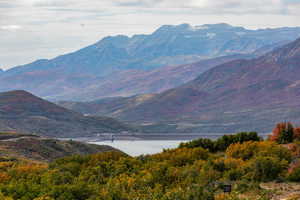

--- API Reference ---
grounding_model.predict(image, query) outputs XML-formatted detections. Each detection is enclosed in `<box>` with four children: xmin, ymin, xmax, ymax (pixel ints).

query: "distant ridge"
<box><xmin>1</xmin><ymin>23</ymin><xmax>300</xmax><ymax>100</ymax></box>
<box><xmin>0</xmin><ymin>90</ymin><xmax>135</xmax><ymax>137</ymax></box>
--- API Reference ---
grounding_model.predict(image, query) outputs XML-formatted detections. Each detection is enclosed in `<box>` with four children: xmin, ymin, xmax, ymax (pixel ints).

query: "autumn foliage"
<box><xmin>1</xmin><ymin>126</ymin><xmax>300</xmax><ymax>199</ymax></box>
<box><xmin>269</xmin><ymin>122</ymin><xmax>300</xmax><ymax>143</ymax></box>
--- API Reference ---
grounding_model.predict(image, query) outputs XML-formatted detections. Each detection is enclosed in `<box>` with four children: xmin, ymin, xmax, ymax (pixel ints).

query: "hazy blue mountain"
<box><xmin>1</xmin><ymin>23</ymin><xmax>300</xmax><ymax>100</ymax></box>
<box><xmin>4</xmin><ymin>23</ymin><xmax>300</xmax><ymax>76</ymax></box>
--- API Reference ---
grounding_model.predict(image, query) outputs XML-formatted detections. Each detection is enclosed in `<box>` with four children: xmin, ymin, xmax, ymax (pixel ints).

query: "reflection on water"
<box><xmin>90</xmin><ymin>140</ymin><xmax>189</xmax><ymax>156</ymax></box>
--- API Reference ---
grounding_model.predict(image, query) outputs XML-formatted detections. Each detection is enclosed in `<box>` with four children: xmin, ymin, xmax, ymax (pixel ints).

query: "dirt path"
<box><xmin>260</xmin><ymin>183</ymin><xmax>300</xmax><ymax>200</ymax></box>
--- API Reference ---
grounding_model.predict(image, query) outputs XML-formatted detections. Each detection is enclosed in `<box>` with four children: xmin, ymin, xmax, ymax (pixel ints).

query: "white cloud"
<box><xmin>110</xmin><ymin>0</ymin><xmax>297</xmax><ymax>14</ymax></box>
<box><xmin>10</xmin><ymin>0</ymin><xmax>297</xmax><ymax>14</ymax></box>
<box><xmin>0</xmin><ymin>0</ymin><xmax>300</xmax><ymax>69</ymax></box>
<box><xmin>0</xmin><ymin>25</ymin><xmax>22</xmax><ymax>31</ymax></box>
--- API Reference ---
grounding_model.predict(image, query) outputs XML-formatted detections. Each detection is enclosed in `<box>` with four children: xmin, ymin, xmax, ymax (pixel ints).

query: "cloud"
<box><xmin>32</xmin><ymin>0</ymin><xmax>77</xmax><ymax>7</ymax></box>
<box><xmin>284</xmin><ymin>0</ymin><xmax>300</xmax><ymax>4</ymax></box>
<box><xmin>114</xmin><ymin>0</ymin><xmax>162</xmax><ymax>7</ymax></box>
<box><xmin>1</xmin><ymin>0</ymin><xmax>296</xmax><ymax>19</ymax></box>
<box><xmin>16</xmin><ymin>0</ymin><xmax>297</xmax><ymax>15</ymax></box>
<box><xmin>0</xmin><ymin>25</ymin><xmax>22</xmax><ymax>31</ymax></box>
<box><xmin>112</xmin><ymin>0</ymin><xmax>297</xmax><ymax>14</ymax></box>
<box><xmin>0</xmin><ymin>0</ymin><xmax>300</xmax><ymax>69</ymax></box>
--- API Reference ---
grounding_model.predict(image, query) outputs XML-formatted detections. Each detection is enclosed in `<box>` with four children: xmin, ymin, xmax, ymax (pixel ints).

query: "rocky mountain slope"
<box><xmin>1</xmin><ymin>23</ymin><xmax>299</xmax><ymax>100</ymax></box>
<box><xmin>0</xmin><ymin>90</ymin><xmax>135</xmax><ymax>137</ymax></box>
<box><xmin>0</xmin><ymin>132</ymin><xmax>120</xmax><ymax>162</ymax></box>
<box><xmin>61</xmin><ymin>38</ymin><xmax>300</xmax><ymax>133</ymax></box>
<box><xmin>54</xmin><ymin>54</ymin><xmax>250</xmax><ymax>101</ymax></box>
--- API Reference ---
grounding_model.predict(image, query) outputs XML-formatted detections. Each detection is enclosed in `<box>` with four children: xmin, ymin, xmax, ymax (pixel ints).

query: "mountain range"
<box><xmin>1</xmin><ymin>23</ymin><xmax>300</xmax><ymax>100</ymax></box>
<box><xmin>0</xmin><ymin>90</ymin><xmax>135</xmax><ymax>137</ymax></box>
<box><xmin>54</xmin><ymin>54</ymin><xmax>252</xmax><ymax>100</ymax></box>
<box><xmin>60</xmin><ymin>37</ymin><xmax>300</xmax><ymax>133</ymax></box>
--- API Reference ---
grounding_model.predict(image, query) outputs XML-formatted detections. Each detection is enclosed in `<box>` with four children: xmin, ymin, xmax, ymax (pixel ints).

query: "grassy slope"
<box><xmin>0</xmin><ymin>132</ymin><xmax>119</xmax><ymax>162</ymax></box>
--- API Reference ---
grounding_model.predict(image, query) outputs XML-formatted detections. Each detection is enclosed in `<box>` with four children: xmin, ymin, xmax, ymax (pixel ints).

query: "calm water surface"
<box><xmin>91</xmin><ymin>140</ymin><xmax>189</xmax><ymax>156</ymax></box>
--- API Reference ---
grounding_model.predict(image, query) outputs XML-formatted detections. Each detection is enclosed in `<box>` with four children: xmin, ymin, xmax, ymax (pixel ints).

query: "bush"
<box><xmin>215</xmin><ymin>132</ymin><xmax>261</xmax><ymax>152</ymax></box>
<box><xmin>179</xmin><ymin>138</ymin><xmax>215</xmax><ymax>151</ymax></box>
<box><xmin>249</xmin><ymin>156</ymin><xmax>288</xmax><ymax>182</ymax></box>
<box><xmin>226</xmin><ymin>141</ymin><xmax>292</xmax><ymax>162</ymax></box>
<box><xmin>180</xmin><ymin>132</ymin><xmax>261</xmax><ymax>152</ymax></box>
<box><xmin>287</xmin><ymin>167</ymin><xmax>300</xmax><ymax>182</ymax></box>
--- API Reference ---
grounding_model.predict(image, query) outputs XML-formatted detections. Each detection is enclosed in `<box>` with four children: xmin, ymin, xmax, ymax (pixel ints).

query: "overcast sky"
<box><xmin>1</xmin><ymin>0</ymin><xmax>300</xmax><ymax>70</ymax></box>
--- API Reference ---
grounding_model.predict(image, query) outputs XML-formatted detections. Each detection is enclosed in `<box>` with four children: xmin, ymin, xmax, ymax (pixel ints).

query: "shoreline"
<box><xmin>60</xmin><ymin>133</ymin><xmax>269</xmax><ymax>143</ymax></box>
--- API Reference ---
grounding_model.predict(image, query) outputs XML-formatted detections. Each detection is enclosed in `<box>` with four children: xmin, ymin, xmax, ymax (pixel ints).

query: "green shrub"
<box><xmin>180</xmin><ymin>132</ymin><xmax>261</xmax><ymax>152</ymax></box>
<box><xmin>249</xmin><ymin>156</ymin><xmax>288</xmax><ymax>182</ymax></box>
<box><xmin>287</xmin><ymin>167</ymin><xmax>300</xmax><ymax>182</ymax></box>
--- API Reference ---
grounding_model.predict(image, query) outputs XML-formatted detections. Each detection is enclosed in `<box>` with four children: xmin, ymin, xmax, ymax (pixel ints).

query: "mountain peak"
<box><xmin>101</xmin><ymin>35</ymin><xmax>129</xmax><ymax>42</ymax></box>
<box><xmin>155</xmin><ymin>23</ymin><xmax>243</xmax><ymax>34</ymax></box>
<box><xmin>203</xmin><ymin>23</ymin><xmax>233</xmax><ymax>28</ymax></box>
<box><xmin>155</xmin><ymin>23</ymin><xmax>192</xmax><ymax>33</ymax></box>
<box><xmin>0</xmin><ymin>90</ymin><xmax>35</xmax><ymax>98</ymax></box>
<box><xmin>0</xmin><ymin>90</ymin><xmax>67</xmax><ymax>114</ymax></box>
<box><xmin>95</xmin><ymin>35</ymin><xmax>130</xmax><ymax>48</ymax></box>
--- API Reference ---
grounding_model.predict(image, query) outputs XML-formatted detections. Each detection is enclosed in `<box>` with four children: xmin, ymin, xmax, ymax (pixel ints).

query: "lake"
<box><xmin>91</xmin><ymin>140</ymin><xmax>189</xmax><ymax>156</ymax></box>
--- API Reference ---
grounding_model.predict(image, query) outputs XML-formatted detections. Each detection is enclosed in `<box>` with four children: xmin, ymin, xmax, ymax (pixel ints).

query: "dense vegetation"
<box><xmin>0</xmin><ymin>123</ymin><xmax>300</xmax><ymax>199</ymax></box>
<box><xmin>179</xmin><ymin>132</ymin><xmax>261</xmax><ymax>152</ymax></box>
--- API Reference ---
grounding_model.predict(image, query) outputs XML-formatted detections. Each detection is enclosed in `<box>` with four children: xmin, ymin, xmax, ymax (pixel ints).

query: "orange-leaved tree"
<box><xmin>269</xmin><ymin>122</ymin><xmax>300</xmax><ymax>144</ymax></box>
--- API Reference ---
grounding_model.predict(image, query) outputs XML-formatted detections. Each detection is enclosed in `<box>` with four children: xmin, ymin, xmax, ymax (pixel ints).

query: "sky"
<box><xmin>1</xmin><ymin>0</ymin><xmax>300</xmax><ymax>70</ymax></box>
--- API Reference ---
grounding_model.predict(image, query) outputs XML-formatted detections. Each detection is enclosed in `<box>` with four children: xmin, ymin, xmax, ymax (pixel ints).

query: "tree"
<box><xmin>294</xmin><ymin>127</ymin><xmax>300</xmax><ymax>141</ymax></box>
<box><xmin>269</xmin><ymin>122</ymin><xmax>294</xmax><ymax>144</ymax></box>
